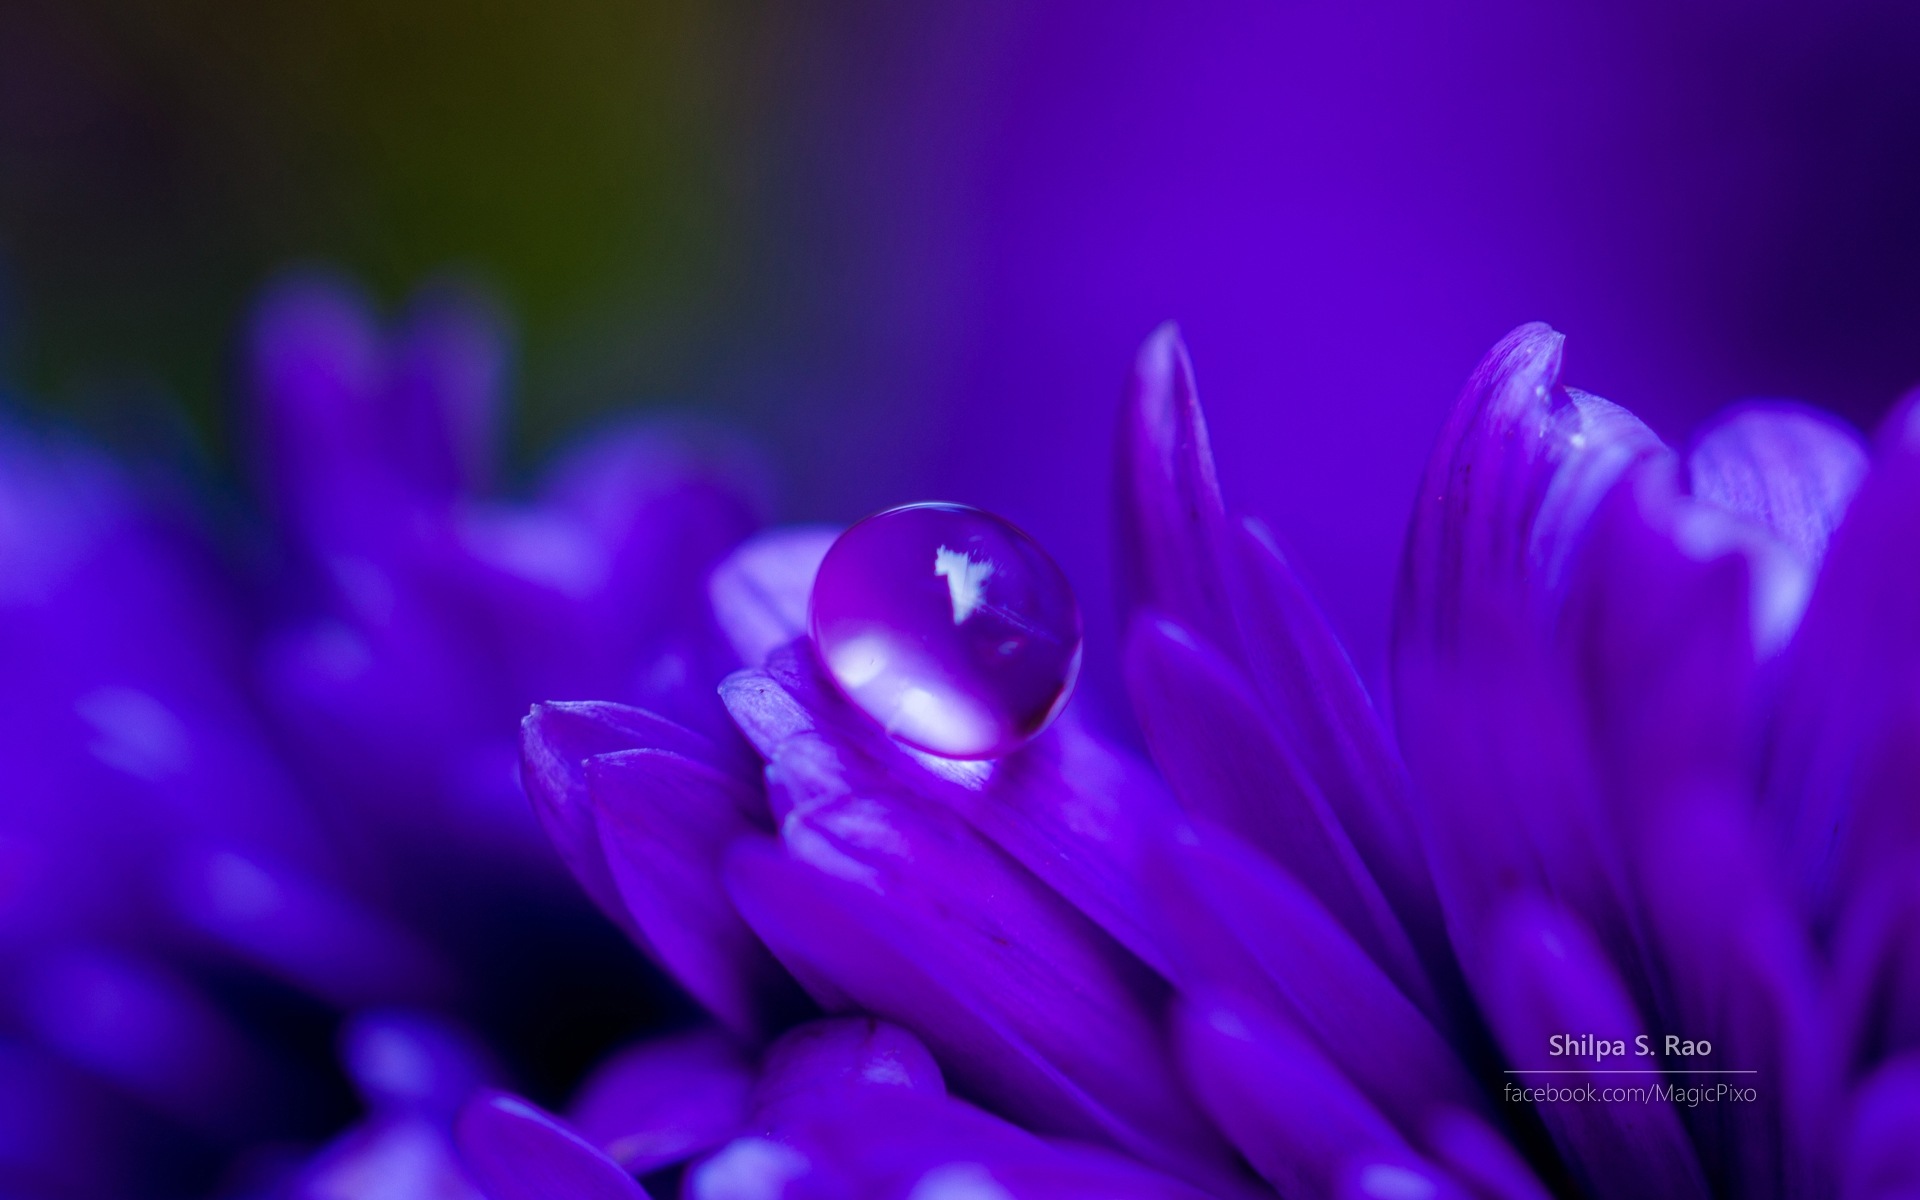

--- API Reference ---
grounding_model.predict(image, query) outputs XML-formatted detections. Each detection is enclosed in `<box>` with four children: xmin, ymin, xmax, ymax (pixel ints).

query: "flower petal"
<box><xmin>734</xmin><ymin>1084</ymin><xmax>1226</xmax><ymax>1200</ymax></box>
<box><xmin>245</xmin><ymin>271</ymin><xmax>389</xmax><ymax>551</ymax></box>
<box><xmin>1172</xmin><ymin>990</ymin><xmax>1429</xmax><ymax>1198</ymax></box>
<box><xmin>298</xmin><ymin>1112</ymin><xmax>487</xmax><ymax>1200</ymax></box>
<box><xmin>454</xmin><ymin>1090</ymin><xmax>649</xmax><ymax>1200</ymax></box>
<box><xmin>518</xmin><ymin>700</ymin><xmax>725</xmax><ymax>934</ymax></box>
<box><xmin>1113</xmin><ymin>323</ymin><xmax>1235</xmax><ymax>650</ymax></box>
<box><xmin>385</xmin><ymin>280</ymin><xmax>512</xmax><ymax>499</ymax></box>
<box><xmin>1475</xmin><ymin>897</ymin><xmax>1708</xmax><ymax>1199</ymax></box>
<box><xmin>1390</xmin><ymin>328</ymin><xmax>1665</xmax><ymax>989</ymax></box>
<box><xmin>567</xmin><ymin>1028</ymin><xmax>752</xmax><ymax>1174</ymax></box>
<box><xmin>1147</xmin><ymin>820</ymin><xmax>1478</xmax><ymax>1132</ymax></box>
<box><xmin>587</xmin><ymin>748</ymin><xmax>797</xmax><ymax>1036</ymax></box>
<box><xmin>708</xmin><ymin>527</ymin><xmax>841</xmax><ymax>668</ymax></box>
<box><xmin>341</xmin><ymin>1010</ymin><xmax>497</xmax><ymax>1120</ymax></box>
<box><xmin>1557</xmin><ymin>467</ymin><xmax>1762</xmax><ymax>817</ymax></box>
<box><xmin>1765</xmin><ymin>392</ymin><xmax>1920</xmax><ymax>916</ymax></box>
<box><xmin>1686</xmin><ymin>401</ymin><xmax>1869</xmax><ymax>570</ymax></box>
<box><xmin>1633</xmin><ymin>795</ymin><xmax>1834</xmax><ymax>1199</ymax></box>
<box><xmin>1841</xmin><ymin>1053</ymin><xmax>1920</xmax><ymax>1199</ymax></box>
<box><xmin>749</xmin><ymin>1017</ymin><xmax>945</xmax><ymax>1127</ymax></box>
<box><xmin>723</xmin><ymin>814</ymin><xmax>1236</xmax><ymax>1188</ymax></box>
<box><xmin>1225</xmin><ymin>517</ymin><xmax>1443</xmax><ymax>973</ymax></box>
<box><xmin>169</xmin><ymin>844</ymin><xmax>452</xmax><ymax>1007</ymax></box>
<box><xmin>726</xmin><ymin>645</ymin><xmax>1177</xmax><ymax>973</ymax></box>
<box><xmin>1419</xmin><ymin>1110</ymin><xmax>1553</xmax><ymax>1200</ymax></box>
<box><xmin>1125</xmin><ymin>613</ymin><xmax>1427</xmax><ymax>1003</ymax></box>
<box><xmin>1394</xmin><ymin>324</ymin><xmax>1664</xmax><ymax>660</ymax></box>
<box><xmin>1833</xmin><ymin>857</ymin><xmax>1920</xmax><ymax>1068</ymax></box>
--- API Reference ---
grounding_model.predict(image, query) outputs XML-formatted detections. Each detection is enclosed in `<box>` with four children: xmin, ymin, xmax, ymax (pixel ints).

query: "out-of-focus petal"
<box><xmin>732</xmin><ymin>1084</ymin><xmax>1224</xmax><ymax>1200</ymax></box>
<box><xmin>1841</xmin><ymin>1053</ymin><xmax>1920</xmax><ymax>1199</ymax></box>
<box><xmin>749</xmin><ymin>1016</ymin><xmax>944</xmax><ymax>1127</ymax></box>
<box><xmin>723</xmin><ymin>812</ymin><xmax>1236</xmax><ymax>1188</ymax></box>
<box><xmin>1634</xmin><ymin>796</ymin><xmax>1833</xmax><ymax>1199</ymax></box>
<box><xmin>340</xmin><ymin>1010</ymin><xmax>496</xmax><ymax>1120</ymax></box>
<box><xmin>386</xmin><ymin>281</ymin><xmax>511</xmax><ymax>499</ymax></box>
<box><xmin>15</xmin><ymin>946</ymin><xmax>259</xmax><ymax>1135</ymax></box>
<box><xmin>708</xmin><ymin>527</ymin><xmax>841</xmax><ymax>668</ymax></box>
<box><xmin>1147</xmin><ymin>820</ymin><xmax>1476</xmax><ymax>1132</ymax></box>
<box><xmin>1832</xmin><ymin>859</ymin><xmax>1920</xmax><ymax>1067</ymax></box>
<box><xmin>587</xmin><ymin>748</ymin><xmax>795</xmax><ymax>1036</ymax></box>
<box><xmin>1765</xmin><ymin>392</ymin><xmax>1920</xmax><ymax>917</ymax></box>
<box><xmin>1126</xmin><ymin>613</ymin><xmax>1425</xmax><ymax>1001</ymax></box>
<box><xmin>294</xmin><ymin>1112</ymin><xmax>485</xmax><ymax>1200</ymax></box>
<box><xmin>518</xmin><ymin>701</ymin><xmax>725</xmax><ymax>935</ymax></box>
<box><xmin>169</xmin><ymin>845</ymin><xmax>451</xmax><ymax>1007</ymax></box>
<box><xmin>1558</xmin><ymin>468</ymin><xmax>1761</xmax><ymax>818</ymax></box>
<box><xmin>454</xmin><ymin>1090</ymin><xmax>650</xmax><ymax>1200</ymax></box>
<box><xmin>1687</xmin><ymin>402</ymin><xmax>1869</xmax><ymax>570</ymax></box>
<box><xmin>1172</xmin><ymin>991</ymin><xmax>1434</xmax><ymax>1198</ymax></box>
<box><xmin>1113</xmin><ymin>323</ymin><xmax>1235</xmax><ymax>650</ymax></box>
<box><xmin>567</xmin><ymin>1028</ymin><xmax>751</xmax><ymax>1174</ymax></box>
<box><xmin>685</xmin><ymin>1135</ymin><xmax>825</xmax><ymax>1200</ymax></box>
<box><xmin>1476</xmin><ymin>898</ymin><xmax>1708</xmax><ymax>1199</ymax></box>
<box><xmin>1420</xmin><ymin>1110</ymin><xmax>1554</xmax><ymax>1200</ymax></box>
<box><xmin>245</xmin><ymin>272</ymin><xmax>392</xmax><ymax>554</ymax></box>
<box><xmin>1225</xmin><ymin>517</ymin><xmax>1443</xmax><ymax>975</ymax></box>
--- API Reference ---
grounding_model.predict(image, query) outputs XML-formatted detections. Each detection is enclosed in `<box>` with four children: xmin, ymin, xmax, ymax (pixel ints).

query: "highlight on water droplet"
<box><xmin>809</xmin><ymin>503</ymin><xmax>1082</xmax><ymax>759</ymax></box>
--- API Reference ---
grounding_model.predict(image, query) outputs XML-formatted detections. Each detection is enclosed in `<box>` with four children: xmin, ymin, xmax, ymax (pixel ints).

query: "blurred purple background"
<box><xmin>759</xmin><ymin>1</ymin><xmax>1920</xmax><ymax>709</ymax></box>
<box><xmin>6</xmin><ymin>1</ymin><xmax>1919</xmax><ymax>698</ymax></box>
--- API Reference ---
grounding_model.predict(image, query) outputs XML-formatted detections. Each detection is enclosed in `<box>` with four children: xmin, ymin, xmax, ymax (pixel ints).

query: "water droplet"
<box><xmin>810</xmin><ymin>503</ymin><xmax>1082</xmax><ymax>759</ymax></box>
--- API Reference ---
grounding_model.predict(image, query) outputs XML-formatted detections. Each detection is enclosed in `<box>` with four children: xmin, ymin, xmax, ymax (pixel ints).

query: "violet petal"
<box><xmin>296</xmin><ymin>1112</ymin><xmax>486</xmax><ymax>1200</ymax></box>
<box><xmin>1765</xmin><ymin>393</ymin><xmax>1920</xmax><ymax>917</ymax></box>
<box><xmin>1172</xmin><ymin>990</ymin><xmax>1424</xmax><ymax>1198</ymax></box>
<box><xmin>1832</xmin><ymin>861</ymin><xmax>1920</xmax><ymax>1068</ymax></box>
<box><xmin>1632</xmin><ymin>795</ymin><xmax>1834</xmax><ymax>1200</ymax></box>
<box><xmin>1475</xmin><ymin>897</ymin><xmax>1708</xmax><ymax>1199</ymax></box>
<box><xmin>749</xmin><ymin>1016</ymin><xmax>944</xmax><ymax>1127</ymax></box>
<box><xmin>518</xmin><ymin>701</ymin><xmax>724</xmax><ymax>934</ymax></box>
<box><xmin>567</xmin><ymin>1028</ymin><xmax>752</xmax><ymax>1174</ymax></box>
<box><xmin>1393</xmin><ymin>325</ymin><xmax>1664</xmax><ymax>660</ymax></box>
<box><xmin>455</xmin><ymin>1090</ymin><xmax>649</xmax><ymax>1200</ymax></box>
<box><xmin>1146</xmin><ymin>819</ymin><xmax>1478</xmax><ymax>1133</ymax></box>
<box><xmin>341</xmin><ymin>1010</ymin><xmax>496</xmax><ymax>1120</ymax></box>
<box><xmin>722</xmin><ymin>820</ymin><xmax>1237</xmax><ymax>1188</ymax></box>
<box><xmin>708</xmin><ymin>527</ymin><xmax>842</xmax><ymax>668</ymax></box>
<box><xmin>1226</xmin><ymin>516</ymin><xmax>1444</xmax><ymax>974</ymax></box>
<box><xmin>1686</xmin><ymin>401</ymin><xmax>1869</xmax><ymax>570</ymax></box>
<box><xmin>1841</xmin><ymin>1053</ymin><xmax>1920</xmax><ymax>1199</ymax></box>
<box><xmin>1557</xmin><ymin>468</ymin><xmax>1761</xmax><ymax>820</ymax></box>
<box><xmin>725</xmin><ymin>646</ymin><xmax>1176</xmax><ymax>973</ymax></box>
<box><xmin>1125</xmin><ymin>612</ymin><xmax>1427</xmax><ymax>1002</ymax></box>
<box><xmin>385</xmin><ymin>280</ymin><xmax>511</xmax><ymax>499</ymax></box>
<box><xmin>587</xmin><ymin>748</ymin><xmax>796</xmax><ymax>1036</ymax></box>
<box><xmin>1420</xmin><ymin>1110</ymin><xmax>1554</xmax><ymax>1200</ymax></box>
<box><xmin>1113</xmin><ymin>323</ymin><xmax>1236</xmax><ymax>651</ymax></box>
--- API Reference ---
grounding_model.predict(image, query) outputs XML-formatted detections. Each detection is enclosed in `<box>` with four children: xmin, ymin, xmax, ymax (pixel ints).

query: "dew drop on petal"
<box><xmin>810</xmin><ymin>503</ymin><xmax>1082</xmax><ymax>760</ymax></box>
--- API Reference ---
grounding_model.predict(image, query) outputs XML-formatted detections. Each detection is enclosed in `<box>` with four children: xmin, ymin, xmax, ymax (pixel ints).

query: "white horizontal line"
<box><xmin>1504</xmin><ymin>1070</ymin><xmax>1759</xmax><ymax>1075</ymax></box>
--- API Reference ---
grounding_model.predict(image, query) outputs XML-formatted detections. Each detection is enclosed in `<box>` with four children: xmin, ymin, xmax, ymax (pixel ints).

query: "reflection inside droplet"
<box><xmin>809</xmin><ymin>503</ymin><xmax>1082</xmax><ymax>759</ymax></box>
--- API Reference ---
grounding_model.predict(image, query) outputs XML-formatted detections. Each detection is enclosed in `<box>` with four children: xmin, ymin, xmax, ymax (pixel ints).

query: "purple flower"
<box><xmin>505</xmin><ymin>320</ymin><xmax>1920</xmax><ymax>1198</ymax></box>
<box><xmin>0</xmin><ymin>271</ymin><xmax>776</xmax><ymax>1195</ymax></box>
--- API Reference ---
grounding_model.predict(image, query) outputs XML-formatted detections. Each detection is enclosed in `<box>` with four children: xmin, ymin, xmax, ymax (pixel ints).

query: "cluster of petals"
<box><xmin>468</xmin><ymin>321</ymin><xmax>1920</xmax><ymax>1199</ymax></box>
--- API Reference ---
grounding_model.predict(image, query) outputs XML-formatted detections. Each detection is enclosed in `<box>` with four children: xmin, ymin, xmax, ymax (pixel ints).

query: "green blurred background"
<box><xmin>0</xmin><ymin>0</ymin><xmax>831</xmax><ymax>463</ymax></box>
